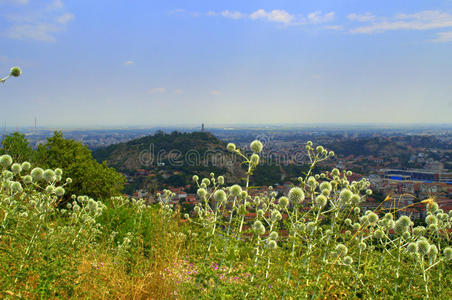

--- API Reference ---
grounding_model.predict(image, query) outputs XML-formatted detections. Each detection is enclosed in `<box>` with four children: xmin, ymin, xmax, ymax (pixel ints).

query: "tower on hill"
<box><xmin>201</xmin><ymin>123</ymin><xmax>205</xmax><ymax>132</ymax></box>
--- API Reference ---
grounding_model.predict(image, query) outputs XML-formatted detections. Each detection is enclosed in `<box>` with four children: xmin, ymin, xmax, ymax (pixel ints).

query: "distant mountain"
<box><xmin>93</xmin><ymin>131</ymin><xmax>244</xmax><ymax>193</ymax></box>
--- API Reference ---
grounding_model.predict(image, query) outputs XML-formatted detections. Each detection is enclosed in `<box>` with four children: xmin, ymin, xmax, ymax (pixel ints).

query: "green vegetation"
<box><xmin>1</xmin><ymin>139</ymin><xmax>450</xmax><ymax>299</ymax></box>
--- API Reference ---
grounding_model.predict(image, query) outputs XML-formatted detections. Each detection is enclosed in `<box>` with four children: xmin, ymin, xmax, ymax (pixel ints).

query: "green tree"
<box><xmin>36</xmin><ymin>131</ymin><xmax>125</xmax><ymax>200</ymax></box>
<box><xmin>0</xmin><ymin>132</ymin><xmax>33</xmax><ymax>162</ymax></box>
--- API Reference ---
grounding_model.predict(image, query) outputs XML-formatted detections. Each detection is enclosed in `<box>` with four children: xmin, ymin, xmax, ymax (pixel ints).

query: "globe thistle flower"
<box><xmin>307</xmin><ymin>176</ymin><xmax>317</xmax><ymax>187</ymax></box>
<box><xmin>10</xmin><ymin>66</ymin><xmax>21</xmax><ymax>77</ymax></box>
<box><xmin>11</xmin><ymin>163</ymin><xmax>21</xmax><ymax>174</ymax></box>
<box><xmin>398</xmin><ymin>215</ymin><xmax>411</xmax><ymax>227</ymax></box>
<box><xmin>30</xmin><ymin>168</ymin><xmax>44</xmax><ymax>181</ymax></box>
<box><xmin>307</xmin><ymin>222</ymin><xmax>317</xmax><ymax>233</ymax></box>
<box><xmin>250</xmin><ymin>153</ymin><xmax>260</xmax><ymax>166</ymax></box>
<box><xmin>427</xmin><ymin>224</ymin><xmax>438</xmax><ymax>232</ymax></box>
<box><xmin>88</xmin><ymin>199</ymin><xmax>97</xmax><ymax>211</ymax></box>
<box><xmin>20</xmin><ymin>161</ymin><xmax>31</xmax><ymax>171</ymax></box>
<box><xmin>66</xmin><ymin>178</ymin><xmax>72</xmax><ymax>184</ymax></box>
<box><xmin>307</xmin><ymin>141</ymin><xmax>313</xmax><ymax>146</ymax></box>
<box><xmin>250</xmin><ymin>140</ymin><xmax>263</xmax><ymax>153</ymax></box>
<box><xmin>351</xmin><ymin>194</ymin><xmax>361</xmax><ymax>204</ymax></box>
<box><xmin>288</xmin><ymin>187</ymin><xmax>305</xmax><ymax>204</ymax></box>
<box><xmin>353</xmin><ymin>223</ymin><xmax>361</xmax><ymax>231</ymax></box>
<box><xmin>366</xmin><ymin>189</ymin><xmax>373</xmax><ymax>196</ymax></box>
<box><xmin>339</xmin><ymin>189</ymin><xmax>353</xmax><ymax>202</ymax></box>
<box><xmin>316</xmin><ymin>145</ymin><xmax>324</xmax><ymax>153</ymax></box>
<box><xmin>359</xmin><ymin>242</ymin><xmax>367</xmax><ymax>251</ymax></box>
<box><xmin>238</xmin><ymin>204</ymin><xmax>247</xmax><ymax>216</ymax></box>
<box><xmin>343</xmin><ymin>256</ymin><xmax>353</xmax><ymax>265</ymax></box>
<box><xmin>45</xmin><ymin>185</ymin><xmax>54</xmax><ymax>194</ymax></box>
<box><xmin>278</xmin><ymin>196</ymin><xmax>289</xmax><ymax>209</ymax></box>
<box><xmin>417</xmin><ymin>240</ymin><xmax>430</xmax><ymax>256</ymax></box>
<box><xmin>201</xmin><ymin>178</ymin><xmax>210</xmax><ymax>186</ymax></box>
<box><xmin>54</xmin><ymin>168</ymin><xmax>63</xmax><ymax>177</ymax></box>
<box><xmin>443</xmin><ymin>247</ymin><xmax>452</xmax><ymax>260</ymax></box>
<box><xmin>426</xmin><ymin>202</ymin><xmax>439</xmax><ymax>213</ymax></box>
<box><xmin>192</xmin><ymin>175</ymin><xmax>199</xmax><ymax>182</ymax></box>
<box><xmin>336</xmin><ymin>244</ymin><xmax>348</xmax><ymax>256</ymax></box>
<box><xmin>407</xmin><ymin>242</ymin><xmax>418</xmax><ymax>254</ymax></box>
<box><xmin>214</xmin><ymin>190</ymin><xmax>227</xmax><ymax>203</ymax></box>
<box><xmin>315</xmin><ymin>194</ymin><xmax>327</xmax><ymax>208</ymax></box>
<box><xmin>197</xmin><ymin>188</ymin><xmax>207</xmax><ymax>198</ymax></box>
<box><xmin>230</xmin><ymin>184</ymin><xmax>242</xmax><ymax>197</ymax></box>
<box><xmin>413</xmin><ymin>226</ymin><xmax>426</xmax><ymax>237</ymax></box>
<box><xmin>429</xmin><ymin>244</ymin><xmax>438</xmax><ymax>259</ymax></box>
<box><xmin>257</xmin><ymin>209</ymin><xmax>264</xmax><ymax>217</ymax></box>
<box><xmin>217</xmin><ymin>176</ymin><xmax>224</xmax><ymax>185</ymax></box>
<box><xmin>344</xmin><ymin>218</ymin><xmax>352</xmax><ymax>226</ymax></box>
<box><xmin>425</xmin><ymin>214</ymin><xmax>437</xmax><ymax>225</ymax></box>
<box><xmin>55</xmin><ymin>186</ymin><xmax>65</xmax><ymax>197</ymax></box>
<box><xmin>269</xmin><ymin>231</ymin><xmax>278</xmax><ymax>240</ymax></box>
<box><xmin>331</xmin><ymin>168</ymin><xmax>340</xmax><ymax>176</ymax></box>
<box><xmin>267</xmin><ymin>240</ymin><xmax>277</xmax><ymax>249</ymax></box>
<box><xmin>346</xmin><ymin>171</ymin><xmax>352</xmax><ymax>176</ymax></box>
<box><xmin>227</xmin><ymin>143</ymin><xmax>236</xmax><ymax>152</ymax></box>
<box><xmin>354</xmin><ymin>207</ymin><xmax>361</xmax><ymax>214</ymax></box>
<box><xmin>253</xmin><ymin>220</ymin><xmax>265</xmax><ymax>236</ymax></box>
<box><xmin>373</xmin><ymin>229</ymin><xmax>384</xmax><ymax>239</ymax></box>
<box><xmin>367</xmin><ymin>212</ymin><xmax>379</xmax><ymax>225</ymax></box>
<box><xmin>10</xmin><ymin>181</ymin><xmax>23</xmax><ymax>193</ymax></box>
<box><xmin>0</xmin><ymin>155</ymin><xmax>13</xmax><ymax>168</ymax></box>
<box><xmin>271</xmin><ymin>210</ymin><xmax>282</xmax><ymax>222</ymax></box>
<box><xmin>319</xmin><ymin>181</ymin><xmax>332</xmax><ymax>192</ymax></box>
<box><xmin>240</xmin><ymin>190</ymin><xmax>248</xmax><ymax>199</ymax></box>
<box><xmin>402</xmin><ymin>231</ymin><xmax>411</xmax><ymax>240</ymax></box>
<box><xmin>43</xmin><ymin>169</ymin><xmax>56</xmax><ymax>183</ymax></box>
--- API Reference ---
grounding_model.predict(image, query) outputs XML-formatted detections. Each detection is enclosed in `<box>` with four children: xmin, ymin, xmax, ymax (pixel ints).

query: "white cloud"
<box><xmin>307</xmin><ymin>11</ymin><xmax>335</xmax><ymax>24</ymax></box>
<box><xmin>210</xmin><ymin>90</ymin><xmax>221</xmax><ymax>96</ymax></box>
<box><xmin>350</xmin><ymin>10</ymin><xmax>452</xmax><ymax>34</ymax></box>
<box><xmin>148</xmin><ymin>88</ymin><xmax>167</xmax><ymax>95</ymax></box>
<box><xmin>221</xmin><ymin>10</ymin><xmax>245</xmax><ymax>20</ymax></box>
<box><xmin>124</xmin><ymin>60</ymin><xmax>135</xmax><ymax>66</ymax></box>
<box><xmin>206</xmin><ymin>11</ymin><xmax>218</xmax><ymax>16</ymax></box>
<box><xmin>56</xmin><ymin>13</ymin><xmax>74</xmax><ymax>24</ymax></box>
<box><xmin>347</xmin><ymin>13</ymin><xmax>375</xmax><ymax>22</ymax></box>
<box><xmin>324</xmin><ymin>25</ymin><xmax>343</xmax><ymax>30</ymax></box>
<box><xmin>174</xmin><ymin>89</ymin><xmax>184</xmax><ymax>95</ymax></box>
<box><xmin>2</xmin><ymin>0</ymin><xmax>74</xmax><ymax>42</ymax></box>
<box><xmin>7</xmin><ymin>23</ymin><xmax>60</xmax><ymax>42</ymax></box>
<box><xmin>250</xmin><ymin>9</ymin><xmax>294</xmax><ymax>25</ymax></box>
<box><xmin>432</xmin><ymin>31</ymin><xmax>452</xmax><ymax>42</ymax></box>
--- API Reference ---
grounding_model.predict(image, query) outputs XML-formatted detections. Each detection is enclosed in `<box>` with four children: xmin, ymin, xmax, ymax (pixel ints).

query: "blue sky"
<box><xmin>0</xmin><ymin>0</ymin><xmax>452</xmax><ymax>127</ymax></box>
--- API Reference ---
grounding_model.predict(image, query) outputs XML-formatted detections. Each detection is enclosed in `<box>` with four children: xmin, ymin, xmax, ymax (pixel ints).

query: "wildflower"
<box><xmin>373</xmin><ymin>229</ymin><xmax>384</xmax><ymax>239</ymax></box>
<box><xmin>367</xmin><ymin>212</ymin><xmax>379</xmax><ymax>225</ymax></box>
<box><xmin>444</xmin><ymin>247</ymin><xmax>452</xmax><ymax>260</ymax></box>
<box><xmin>346</xmin><ymin>171</ymin><xmax>352</xmax><ymax>176</ymax></box>
<box><xmin>257</xmin><ymin>209</ymin><xmax>264</xmax><ymax>217</ymax></box>
<box><xmin>253</xmin><ymin>220</ymin><xmax>265</xmax><ymax>235</ymax></box>
<box><xmin>351</xmin><ymin>194</ymin><xmax>361</xmax><ymax>204</ymax></box>
<box><xmin>43</xmin><ymin>169</ymin><xmax>56</xmax><ymax>183</ymax></box>
<box><xmin>66</xmin><ymin>178</ymin><xmax>72</xmax><ymax>184</ymax></box>
<box><xmin>55</xmin><ymin>168</ymin><xmax>63</xmax><ymax>176</ymax></box>
<box><xmin>407</xmin><ymin>242</ymin><xmax>418</xmax><ymax>254</ymax></box>
<box><xmin>425</xmin><ymin>214</ymin><xmax>437</xmax><ymax>225</ymax></box>
<box><xmin>201</xmin><ymin>178</ymin><xmax>210</xmax><ymax>186</ymax></box>
<box><xmin>417</xmin><ymin>240</ymin><xmax>430</xmax><ymax>256</ymax></box>
<box><xmin>336</xmin><ymin>244</ymin><xmax>348</xmax><ymax>256</ymax></box>
<box><xmin>250</xmin><ymin>153</ymin><xmax>260</xmax><ymax>166</ymax></box>
<box><xmin>316</xmin><ymin>146</ymin><xmax>324</xmax><ymax>153</ymax></box>
<box><xmin>197</xmin><ymin>188</ymin><xmax>207</xmax><ymax>198</ymax></box>
<box><xmin>307</xmin><ymin>176</ymin><xmax>317</xmax><ymax>187</ymax></box>
<box><xmin>214</xmin><ymin>190</ymin><xmax>227</xmax><ymax>203</ymax></box>
<box><xmin>359</xmin><ymin>242</ymin><xmax>367</xmax><ymax>251</ymax></box>
<box><xmin>366</xmin><ymin>189</ymin><xmax>373</xmax><ymax>195</ymax></box>
<box><xmin>269</xmin><ymin>231</ymin><xmax>278</xmax><ymax>240</ymax></box>
<box><xmin>217</xmin><ymin>176</ymin><xmax>224</xmax><ymax>185</ymax></box>
<box><xmin>343</xmin><ymin>256</ymin><xmax>353</xmax><ymax>265</ymax></box>
<box><xmin>271</xmin><ymin>210</ymin><xmax>282</xmax><ymax>222</ymax></box>
<box><xmin>227</xmin><ymin>143</ymin><xmax>236</xmax><ymax>152</ymax></box>
<box><xmin>413</xmin><ymin>226</ymin><xmax>426</xmax><ymax>237</ymax></box>
<box><xmin>288</xmin><ymin>187</ymin><xmax>305</xmax><ymax>204</ymax></box>
<box><xmin>315</xmin><ymin>194</ymin><xmax>327</xmax><ymax>208</ymax></box>
<box><xmin>230</xmin><ymin>184</ymin><xmax>242</xmax><ymax>196</ymax></box>
<box><xmin>23</xmin><ymin>175</ymin><xmax>33</xmax><ymax>184</ymax></box>
<box><xmin>429</xmin><ymin>244</ymin><xmax>438</xmax><ymax>259</ymax></box>
<box><xmin>11</xmin><ymin>181</ymin><xmax>23</xmax><ymax>193</ymax></box>
<box><xmin>339</xmin><ymin>189</ymin><xmax>353</xmax><ymax>202</ymax></box>
<box><xmin>319</xmin><ymin>181</ymin><xmax>332</xmax><ymax>192</ymax></box>
<box><xmin>344</xmin><ymin>218</ymin><xmax>352</xmax><ymax>226</ymax></box>
<box><xmin>0</xmin><ymin>155</ymin><xmax>13</xmax><ymax>167</ymax></box>
<box><xmin>278</xmin><ymin>196</ymin><xmax>289</xmax><ymax>208</ymax></box>
<box><xmin>240</xmin><ymin>191</ymin><xmax>248</xmax><ymax>199</ymax></box>
<box><xmin>250</xmin><ymin>140</ymin><xmax>263</xmax><ymax>153</ymax></box>
<box><xmin>11</xmin><ymin>163</ymin><xmax>21</xmax><ymax>174</ymax></box>
<box><xmin>10</xmin><ymin>66</ymin><xmax>21</xmax><ymax>77</ymax></box>
<box><xmin>192</xmin><ymin>175</ymin><xmax>199</xmax><ymax>182</ymax></box>
<box><xmin>55</xmin><ymin>186</ymin><xmax>65</xmax><ymax>197</ymax></box>
<box><xmin>267</xmin><ymin>240</ymin><xmax>277</xmax><ymax>249</ymax></box>
<box><xmin>353</xmin><ymin>223</ymin><xmax>361</xmax><ymax>231</ymax></box>
<box><xmin>353</xmin><ymin>207</ymin><xmax>361</xmax><ymax>214</ymax></box>
<box><xmin>21</xmin><ymin>161</ymin><xmax>31</xmax><ymax>171</ymax></box>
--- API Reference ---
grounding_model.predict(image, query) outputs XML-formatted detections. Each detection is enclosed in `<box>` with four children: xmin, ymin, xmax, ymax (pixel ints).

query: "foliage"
<box><xmin>1</xmin><ymin>132</ymin><xmax>33</xmax><ymax>162</ymax></box>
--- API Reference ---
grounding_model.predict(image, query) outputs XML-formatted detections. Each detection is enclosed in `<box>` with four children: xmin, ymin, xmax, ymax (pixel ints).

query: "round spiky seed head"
<box><xmin>55</xmin><ymin>186</ymin><xmax>65</xmax><ymax>197</ymax></box>
<box><xmin>398</xmin><ymin>215</ymin><xmax>411</xmax><ymax>227</ymax></box>
<box><xmin>192</xmin><ymin>175</ymin><xmax>199</xmax><ymax>182</ymax></box>
<box><xmin>373</xmin><ymin>229</ymin><xmax>383</xmax><ymax>239</ymax></box>
<box><xmin>367</xmin><ymin>212</ymin><xmax>379</xmax><ymax>225</ymax></box>
<box><xmin>0</xmin><ymin>155</ymin><xmax>13</xmax><ymax>168</ymax></box>
<box><xmin>267</xmin><ymin>240</ymin><xmax>277</xmax><ymax>249</ymax></box>
<box><xmin>217</xmin><ymin>176</ymin><xmax>224</xmax><ymax>185</ymax></box>
<box><xmin>332</xmin><ymin>168</ymin><xmax>340</xmax><ymax>176</ymax></box>
<box><xmin>240</xmin><ymin>190</ymin><xmax>248</xmax><ymax>199</ymax></box>
<box><xmin>315</xmin><ymin>194</ymin><xmax>327</xmax><ymax>208</ymax></box>
<box><xmin>444</xmin><ymin>247</ymin><xmax>452</xmax><ymax>260</ymax></box>
<box><xmin>66</xmin><ymin>177</ymin><xmax>72</xmax><ymax>184</ymax></box>
<box><xmin>230</xmin><ymin>184</ymin><xmax>242</xmax><ymax>196</ymax></box>
<box><xmin>250</xmin><ymin>140</ymin><xmax>263</xmax><ymax>153</ymax></box>
<box><xmin>269</xmin><ymin>231</ymin><xmax>278</xmax><ymax>240</ymax></box>
<box><xmin>343</xmin><ymin>256</ymin><xmax>353</xmax><ymax>265</ymax></box>
<box><xmin>227</xmin><ymin>143</ymin><xmax>236</xmax><ymax>152</ymax></box>
<box><xmin>288</xmin><ymin>187</ymin><xmax>305</xmax><ymax>204</ymax></box>
<box><xmin>427</xmin><ymin>224</ymin><xmax>438</xmax><ymax>232</ymax></box>
<box><xmin>354</xmin><ymin>207</ymin><xmax>361</xmax><ymax>214</ymax></box>
<box><xmin>11</xmin><ymin>181</ymin><xmax>22</xmax><ymax>193</ymax></box>
<box><xmin>214</xmin><ymin>190</ymin><xmax>227</xmax><ymax>203</ymax></box>
<box><xmin>10</xmin><ymin>66</ymin><xmax>21</xmax><ymax>77</ymax></box>
<box><xmin>45</xmin><ymin>185</ymin><xmax>54</xmax><ymax>194</ymax></box>
<box><xmin>55</xmin><ymin>168</ymin><xmax>63</xmax><ymax>177</ymax></box>
<box><xmin>30</xmin><ymin>167</ymin><xmax>44</xmax><ymax>181</ymax></box>
<box><xmin>197</xmin><ymin>188</ymin><xmax>207</xmax><ymax>198</ymax></box>
<box><xmin>426</xmin><ymin>202</ymin><xmax>438</xmax><ymax>212</ymax></box>
<box><xmin>271</xmin><ymin>210</ymin><xmax>282</xmax><ymax>222</ymax></box>
<box><xmin>425</xmin><ymin>214</ymin><xmax>437</xmax><ymax>225</ymax></box>
<box><xmin>43</xmin><ymin>169</ymin><xmax>55</xmax><ymax>183</ymax></box>
<box><xmin>316</xmin><ymin>145</ymin><xmax>324</xmax><ymax>153</ymax></box>
<box><xmin>21</xmin><ymin>161</ymin><xmax>31</xmax><ymax>171</ymax></box>
<box><xmin>366</xmin><ymin>189</ymin><xmax>373</xmax><ymax>195</ymax></box>
<box><xmin>345</xmin><ymin>218</ymin><xmax>352</xmax><ymax>226</ymax></box>
<box><xmin>329</xmin><ymin>151</ymin><xmax>335</xmax><ymax>157</ymax></box>
<box><xmin>352</xmin><ymin>223</ymin><xmax>361</xmax><ymax>231</ymax></box>
<box><xmin>201</xmin><ymin>178</ymin><xmax>210</xmax><ymax>186</ymax></box>
<box><xmin>346</xmin><ymin>170</ymin><xmax>352</xmax><ymax>176</ymax></box>
<box><xmin>250</xmin><ymin>153</ymin><xmax>260</xmax><ymax>165</ymax></box>
<box><xmin>429</xmin><ymin>244</ymin><xmax>438</xmax><ymax>257</ymax></box>
<box><xmin>351</xmin><ymin>194</ymin><xmax>361</xmax><ymax>204</ymax></box>
<box><xmin>257</xmin><ymin>209</ymin><xmax>264</xmax><ymax>217</ymax></box>
<box><xmin>417</xmin><ymin>240</ymin><xmax>430</xmax><ymax>256</ymax></box>
<box><xmin>279</xmin><ymin>196</ymin><xmax>289</xmax><ymax>208</ymax></box>
<box><xmin>359</xmin><ymin>242</ymin><xmax>367</xmax><ymax>250</ymax></box>
<box><xmin>307</xmin><ymin>176</ymin><xmax>317</xmax><ymax>187</ymax></box>
<box><xmin>407</xmin><ymin>242</ymin><xmax>418</xmax><ymax>254</ymax></box>
<box><xmin>23</xmin><ymin>175</ymin><xmax>33</xmax><ymax>184</ymax></box>
<box><xmin>253</xmin><ymin>220</ymin><xmax>265</xmax><ymax>235</ymax></box>
<box><xmin>336</xmin><ymin>244</ymin><xmax>348</xmax><ymax>256</ymax></box>
<box><xmin>413</xmin><ymin>226</ymin><xmax>426</xmax><ymax>237</ymax></box>
<box><xmin>319</xmin><ymin>181</ymin><xmax>332</xmax><ymax>192</ymax></box>
<box><xmin>339</xmin><ymin>189</ymin><xmax>353</xmax><ymax>202</ymax></box>
<box><xmin>11</xmin><ymin>163</ymin><xmax>21</xmax><ymax>174</ymax></box>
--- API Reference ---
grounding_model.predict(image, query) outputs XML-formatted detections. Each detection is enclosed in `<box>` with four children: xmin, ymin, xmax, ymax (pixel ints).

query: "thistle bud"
<box><xmin>250</xmin><ymin>140</ymin><xmax>263</xmax><ymax>153</ymax></box>
<box><xmin>10</xmin><ymin>66</ymin><xmax>21</xmax><ymax>77</ymax></box>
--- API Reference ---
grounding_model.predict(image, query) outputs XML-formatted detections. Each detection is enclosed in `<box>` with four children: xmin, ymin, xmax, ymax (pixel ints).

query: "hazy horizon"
<box><xmin>1</xmin><ymin>0</ymin><xmax>452</xmax><ymax>126</ymax></box>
